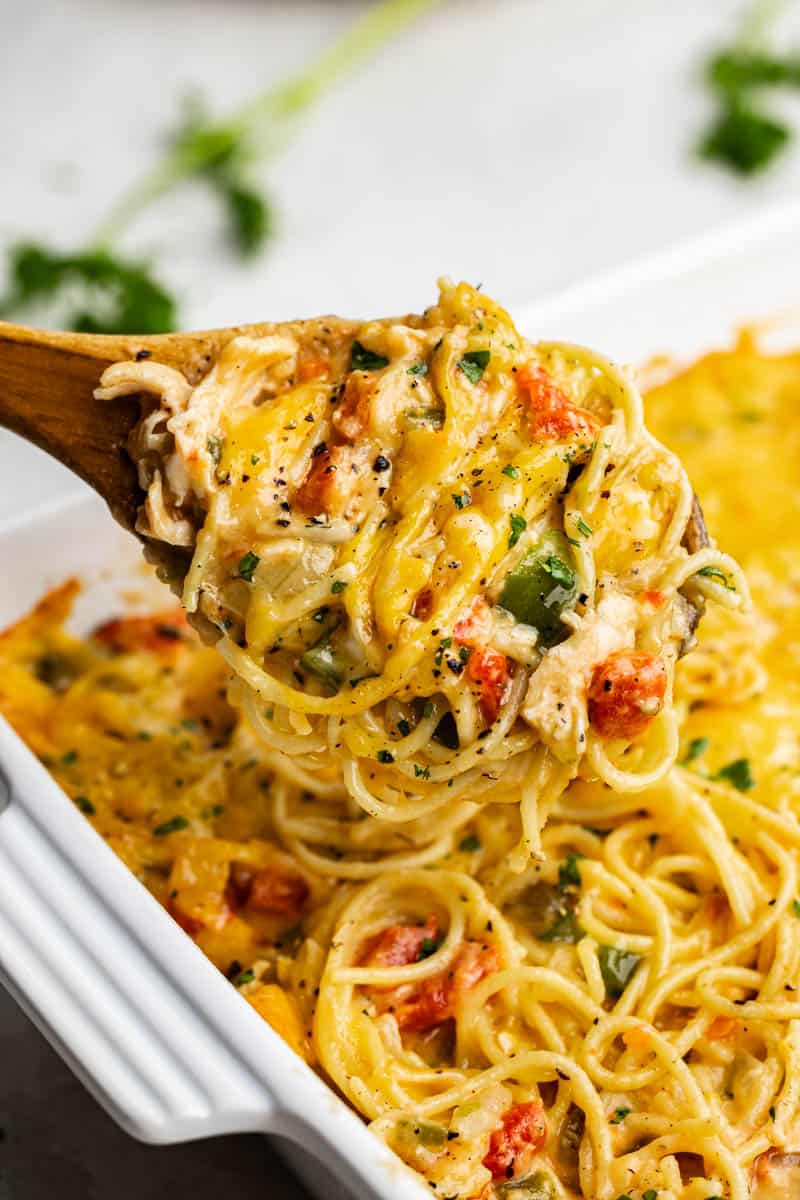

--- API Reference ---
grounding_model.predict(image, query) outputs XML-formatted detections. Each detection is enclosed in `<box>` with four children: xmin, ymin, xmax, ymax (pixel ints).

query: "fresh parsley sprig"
<box><xmin>162</xmin><ymin>95</ymin><xmax>272</xmax><ymax>258</ymax></box>
<box><xmin>699</xmin><ymin>0</ymin><xmax>799</xmax><ymax>175</ymax></box>
<box><xmin>0</xmin><ymin>243</ymin><xmax>177</xmax><ymax>335</ymax></box>
<box><xmin>0</xmin><ymin>0</ymin><xmax>440</xmax><ymax>334</ymax></box>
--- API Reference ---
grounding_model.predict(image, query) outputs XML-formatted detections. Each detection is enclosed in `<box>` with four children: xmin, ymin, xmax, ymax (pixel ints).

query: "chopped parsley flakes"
<box><xmin>457</xmin><ymin>349</ymin><xmax>490</xmax><ymax>384</ymax></box>
<box><xmin>715</xmin><ymin>758</ymin><xmax>754</xmax><ymax>792</ymax></box>
<box><xmin>435</xmin><ymin>637</ymin><xmax>452</xmax><ymax>667</ymax></box>
<box><xmin>154</xmin><ymin>815</ymin><xmax>190</xmax><ymax>836</ymax></box>
<box><xmin>351</xmin><ymin>341</ymin><xmax>389</xmax><ymax>371</ymax></box>
<box><xmin>508</xmin><ymin>513</ymin><xmax>527</xmax><ymax>548</ymax></box>
<box><xmin>543</xmin><ymin>554</ymin><xmax>575</xmax><ymax>590</ymax></box>
<box><xmin>237</xmin><ymin>550</ymin><xmax>260</xmax><ymax>582</ymax></box>
<box><xmin>697</xmin><ymin>565</ymin><xmax>735</xmax><ymax>590</ymax></box>
<box><xmin>682</xmin><ymin>736</ymin><xmax>709</xmax><ymax>765</ymax></box>
<box><xmin>558</xmin><ymin>853</ymin><xmax>583</xmax><ymax>891</ymax></box>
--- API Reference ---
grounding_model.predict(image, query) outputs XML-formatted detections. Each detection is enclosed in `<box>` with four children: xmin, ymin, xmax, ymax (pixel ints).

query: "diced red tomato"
<box><xmin>226</xmin><ymin>861</ymin><xmax>256</xmax><ymax>908</ymax></box>
<box><xmin>705</xmin><ymin>892</ymin><xmax>729</xmax><ymax>923</ymax></box>
<box><xmin>453</xmin><ymin>596</ymin><xmax>493</xmax><ymax>646</ymax></box>
<box><xmin>332</xmin><ymin>371</ymin><xmax>377</xmax><ymax>441</ymax></box>
<box><xmin>706</xmin><ymin>1015</ymin><xmax>738</xmax><ymax>1041</ymax></box>
<box><xmin>412</xmin><ymin>588</ymin><xmax>434</xmax><ymax>621</ymax></box>
<box><xmin>226</xmin><ymin>861</ymin><xmax>309</xmax><ymax>916</ymax></box>
<box><xmin>296</xmin><ymin>355</ymin><xmax>330</xmax><ymax>383</ymax></box>
<box><xmin>754</xmin><ymin>1149</ymin><xmax>775</xmax><ymax>1180</ymax></box>
<box><xmin>250</xmin><ymin>867</ymin><xmax>309</xmax><ymax>914</ymax></box>
<box><xmin>361</xmin><ymin>916</ymin><xmax>439</xmax><ymax>968</ymax></box>
<box><xmin>483</xmin><ymin>1101</ymin><xmax>548</xmax><ymax>1180</ymax></box>
<box><xmin>753</xmin><ymin>1149</ymin><xmax>800</xmax><ymax>1184</ymax></box>
<box><xmin>454</xmin><ymin>942</ymin><xmax>499</xmax><ymax>993</ymax></box>
<box><xmin>641</xmin><ymin>589</ymin><xmax>667</xmax><ymax>609</ymax></box>
<box><xmin>395</xmin><ymin>973</ymin><xmax>450</xmax><ymax>1032</ymax></box>
<box><xmin>294</xmin><ymin>444</ymin><xmax>370</xmax><ymax>518</ymax></box>
<box><xmin>167</xmin><ymin>903</ymin><xmax>207</xmax><ymax>936</ymax></box>
<box><xmin>92</xmin><ymin>610</ymin><xmax>189</xmax><ymax>661</ymax></box>
<box><xmin>518</xmin><ymin>364</ymin><xmax>600</xmax><ymax>444</ymax></box>
<box><xmin>453</xmin><ymin>598</ymin><xmax>509</xmax><ymax>723</ymax></box>
<box><xmin>467</xmin><ymin>647</ymin><xmax>511</xmax><ymax>724</ymax></box>
<box><xmin>394</xmin><ymin>942</ymin><xmax>500</xmax><ymax>1032</ymax></box>
<box><xmin>227</xmin><ymin>861</ymin><xmax>309</xmax><ymax>916</ymax></box>
<box><xmin>622</xmin><ymin>1024</ymin><xmax>652</xmax><ymax>1052</ymax></box>
<box><xmin>587</xmin><ymin>650</ymin><xmax>667</xmax><ymax>740</ymax></box>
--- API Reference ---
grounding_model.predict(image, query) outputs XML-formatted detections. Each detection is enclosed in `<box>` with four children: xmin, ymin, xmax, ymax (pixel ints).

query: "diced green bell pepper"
<box><xmin>395</xmin><ymin>1119</ymin><xmax>448</xmax><ymax>1149</ymax></box>
<box><xmin>499</xmin><ymin>531</ymin><xmax>578</xmax><ymax>647</ymax></box>
<box><xmin>497</xmin><ymin>1170</ymin><xmax>557</xmax><ymax>1198</ymax></box>
<box><xmin>299</xmin><ymin>638</ymin><xmax>344</xmax><ymax>691</ymax></box>
<box><xmin>598</xmin><ymin>945</ymin><xmax>641</xmax><ymax>998</ymax></box>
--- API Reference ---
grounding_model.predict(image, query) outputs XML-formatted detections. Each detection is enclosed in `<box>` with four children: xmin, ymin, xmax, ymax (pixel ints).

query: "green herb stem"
<box><xmin>93</xmin><ymin>0</ymin><xmax>441</xmax><ymax>247</ymax></box>
<box><xmin>738</xmin><ymin>0</ymin><xmax>788</xmax><ymax>48</ymax></box>
<box><xmin>235</xmin><ymin>0</ymin><xmax>441</xmax><ymax>131</ymax></box>
<box><xmin>4</xmin><ymin>0</ymin><xmax>441</xmax><ymax>332</ymax></box>
<box><xmin>91</xmin><ymin>156</ymin><xmax>197</xmax><ymax>248</ymax></box>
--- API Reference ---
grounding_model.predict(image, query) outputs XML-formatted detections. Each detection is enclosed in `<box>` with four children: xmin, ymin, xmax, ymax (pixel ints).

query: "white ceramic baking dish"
<box><xmin>2</xmin><ymin>198</ymin><xmax>800</xmax><ymax>1200</ymax></box>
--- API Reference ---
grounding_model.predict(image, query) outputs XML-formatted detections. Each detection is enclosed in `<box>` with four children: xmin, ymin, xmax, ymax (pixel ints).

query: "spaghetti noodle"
<box><xmin>2</xmin><ymin>327</ymin><xmax>796</xmax><ymax>1200</ymax></box>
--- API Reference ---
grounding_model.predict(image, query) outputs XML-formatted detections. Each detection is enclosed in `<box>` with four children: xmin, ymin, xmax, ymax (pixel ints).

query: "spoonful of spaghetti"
<box><xmin>0</xmin><ymin>280</ymin><xmax>747</xmax><ymax>865</ymax></box>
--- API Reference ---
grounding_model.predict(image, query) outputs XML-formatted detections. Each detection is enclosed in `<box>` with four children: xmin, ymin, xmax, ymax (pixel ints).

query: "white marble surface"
<box><xmin>4</xmin><ymin>0</ymin><xmax>800</xmax><ymax>522</ymax></box>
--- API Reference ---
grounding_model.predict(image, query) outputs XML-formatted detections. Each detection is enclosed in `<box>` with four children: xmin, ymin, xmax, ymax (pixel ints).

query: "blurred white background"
<box><xmin>3</xmin><ymin>0</ymin><xmax>800</xmax><ymax>521</ymax></box>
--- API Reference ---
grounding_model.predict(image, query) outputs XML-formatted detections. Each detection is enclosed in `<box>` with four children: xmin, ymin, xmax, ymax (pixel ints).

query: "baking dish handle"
<box><xmin>0</xmin><ymin>729</ymin><xmax>281</xmax><ymax>1142</ymax></box>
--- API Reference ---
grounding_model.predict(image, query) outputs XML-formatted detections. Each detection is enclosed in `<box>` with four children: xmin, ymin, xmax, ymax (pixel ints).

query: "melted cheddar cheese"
<box><xmin>2</xmin><ymin>332</ymin><xmax>797</xmax><ymax>1199</ymax></box>
<box><xmin>95</xmin><ymin>281</ymin><xmax>744</xmax><ymax>869</ymax></box>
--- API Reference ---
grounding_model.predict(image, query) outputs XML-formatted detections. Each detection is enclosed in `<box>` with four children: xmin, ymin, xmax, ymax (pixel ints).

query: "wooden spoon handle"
<box><xmin>0</xmin><ymin>319</ymin><xmax>281</xmax><ymax>531</ymax></box>
<box><xmin>0</xmin><ymin>322</ymin><xmax>144</xmax><ymax>528</ymax></box>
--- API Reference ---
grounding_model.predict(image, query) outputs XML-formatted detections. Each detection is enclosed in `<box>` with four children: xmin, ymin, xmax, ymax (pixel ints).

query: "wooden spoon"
<box><xmin>0</xmin><ymin>318</ymin><xmax>285</xmax><ymax>532</ymax></box>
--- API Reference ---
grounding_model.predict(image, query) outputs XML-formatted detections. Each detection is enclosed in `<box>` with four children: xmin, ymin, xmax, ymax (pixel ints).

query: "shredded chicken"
<box><xmin>520</xmin><ymin>590</ymin><xmax>636</xmax><ymax>760</ymax></box>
